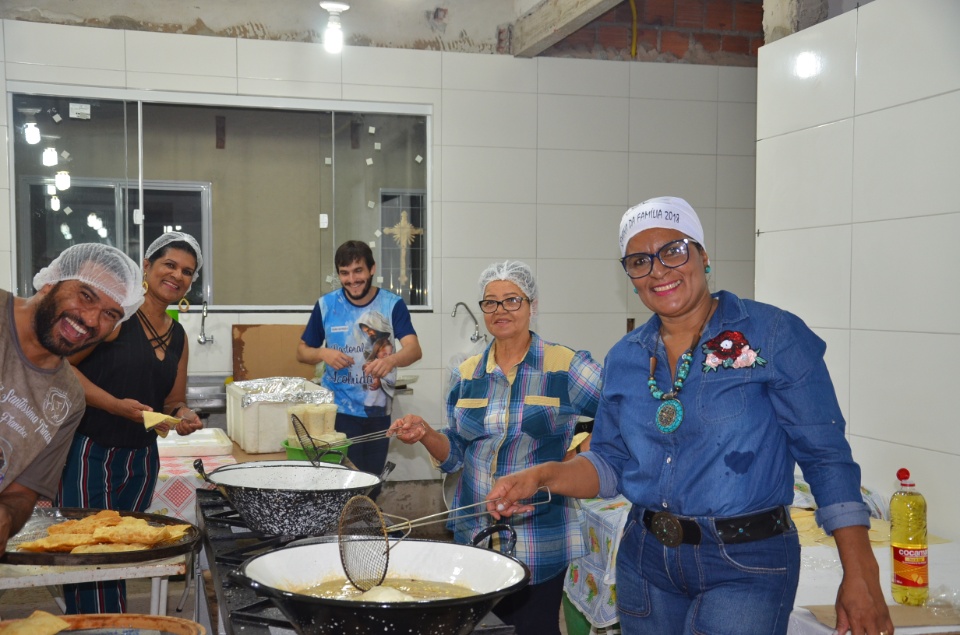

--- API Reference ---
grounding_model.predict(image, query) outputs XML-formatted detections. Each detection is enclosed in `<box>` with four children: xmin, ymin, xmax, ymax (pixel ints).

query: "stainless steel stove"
<box><xmin>195</xmin><ymin>488</ymin><xmax>514</xmax><ymax>635</ymax></box>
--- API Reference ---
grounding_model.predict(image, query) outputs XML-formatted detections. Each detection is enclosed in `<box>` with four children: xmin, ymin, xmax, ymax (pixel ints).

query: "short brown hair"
<box><xmin>335</xmin><ymin>240</ymin><xmax>375</xmax><ymax>269</ymax></box>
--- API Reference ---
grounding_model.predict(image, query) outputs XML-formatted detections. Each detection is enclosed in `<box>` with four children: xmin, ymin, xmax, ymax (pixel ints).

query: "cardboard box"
<box><xmin>227</xmin><ymin>379</ymin><xmax>324</xmax><ymax>453</ymax></box>
<box><xmin>232</xmin><ymin>324</ymin><xmax>315</xmax><ymax>381</ymax></box>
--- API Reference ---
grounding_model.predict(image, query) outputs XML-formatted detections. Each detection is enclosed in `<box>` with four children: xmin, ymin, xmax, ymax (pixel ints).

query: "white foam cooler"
<box><xmin>226</xmin><ymin>379</ymin><xmax>325</xmax><ymax>453</ymax></box>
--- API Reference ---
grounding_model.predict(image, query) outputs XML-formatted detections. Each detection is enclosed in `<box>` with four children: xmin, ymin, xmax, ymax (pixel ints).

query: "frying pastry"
<box><xmin>0</xmin><ymin>609</ymin><xmax>70</xmax><ymax>634</ymax></box>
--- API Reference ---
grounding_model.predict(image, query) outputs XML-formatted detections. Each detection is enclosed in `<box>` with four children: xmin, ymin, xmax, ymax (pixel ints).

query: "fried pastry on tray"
<box><xmin>47</xmin><ymin>509</ymin><xmax>122</xmax><ymax>534</ymax></box>
<box><xmin>17</xmin><ymin>533</ymin><xmax>101</xmax><ymax>552</ymax></box>
<box><xmin>92</xmin><ymin>517</ymin><xmax>183</xmax><ymax>546</ymax></box>
<box><xmin>71</xmin><ymin>543</ymin><xmax>149</xmax><ymax>554</ymax></box>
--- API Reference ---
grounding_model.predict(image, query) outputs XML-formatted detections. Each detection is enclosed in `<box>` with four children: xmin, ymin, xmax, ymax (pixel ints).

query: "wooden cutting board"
<box><xmin>232</xmin><ymin>324</ymin><xmax>315</xmax><ymax>381</ymax></box>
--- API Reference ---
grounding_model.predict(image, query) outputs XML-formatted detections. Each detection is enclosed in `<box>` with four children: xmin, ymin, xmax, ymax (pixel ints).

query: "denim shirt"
<box><xmin>439</xmin><ymin>332</ymin><xmax>602</xmax><ymax>583</ymax></box>
<box><xmin>582</xmin><ymin>291</ymin><xmax>870</xmax><ymax>535</ymax></box>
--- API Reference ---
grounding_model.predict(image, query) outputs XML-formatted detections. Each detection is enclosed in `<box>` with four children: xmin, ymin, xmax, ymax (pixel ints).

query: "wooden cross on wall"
<box><xmin>383</xmin><ymin>210</ymin><xmax>423</xmax><ymax>287</ymax></box>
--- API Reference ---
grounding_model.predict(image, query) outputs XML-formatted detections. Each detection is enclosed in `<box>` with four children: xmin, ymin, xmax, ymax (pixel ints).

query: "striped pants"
<box><xmin>55</xmin><ymin>433</ymin><xmax>159</xmax><ymax>614</ymax></box>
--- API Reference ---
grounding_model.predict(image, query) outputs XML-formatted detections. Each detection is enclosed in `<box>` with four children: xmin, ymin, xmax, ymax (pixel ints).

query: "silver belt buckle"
<box><xmin>650</xmin><ymin>511</ymin><xmax>683</xmax><ymax>547</ymax></box>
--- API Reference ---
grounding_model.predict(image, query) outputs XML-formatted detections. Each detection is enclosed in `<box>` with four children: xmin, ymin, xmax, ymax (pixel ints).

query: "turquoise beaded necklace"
<box><xmin>648</xmin><ymin>307</ymin><xmax>713</xmax><ymax>433</ymax></box>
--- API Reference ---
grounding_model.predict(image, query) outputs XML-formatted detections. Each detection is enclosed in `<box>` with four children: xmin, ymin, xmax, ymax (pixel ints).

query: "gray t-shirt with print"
<box><xmin>0</xmin><ymin>289</ymin><xmax>85</xmax><ymax>500</ymax></box>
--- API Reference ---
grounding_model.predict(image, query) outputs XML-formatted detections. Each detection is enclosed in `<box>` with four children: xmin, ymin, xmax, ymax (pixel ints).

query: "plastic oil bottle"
<box><xmin>890</xmin><ymin>467</ymin><xmax>928</xmax><ymax>605</ymax></box>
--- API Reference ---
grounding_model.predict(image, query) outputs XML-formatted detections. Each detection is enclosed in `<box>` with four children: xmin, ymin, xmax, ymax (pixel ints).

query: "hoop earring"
<box><xmin>705</xmin><ymin>265</ymin><xmax>712</xmax><ymax>274</ymax></box>
<box><xmin>142</xmin><ymin>279</ymin><xmax>149</xmax><ymax>293</ymax></box>
<box><xmin>178</xmin><ymin>297</ymin><xmax>190</xmax><ymax>312</ymax></box>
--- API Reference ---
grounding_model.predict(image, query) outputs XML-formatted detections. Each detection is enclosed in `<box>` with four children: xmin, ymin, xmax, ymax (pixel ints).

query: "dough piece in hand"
<box><xmin>143</xmin><ymin>411</ymin><xmax>179</xmax><ymax>438</ymax></box>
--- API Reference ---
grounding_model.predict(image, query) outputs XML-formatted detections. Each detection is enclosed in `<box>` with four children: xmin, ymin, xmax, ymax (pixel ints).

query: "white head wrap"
<box><xmin>33</xmin><ymin>243</ymin><xmax>143</xmax><ymax>322</ymax></box>
<box><xmin>618</xmin><ymin>196</ymin><xmax>705</xmax><ymax>257</ymax></box>
<box><xmin>144</xmin><ymin>231</ymin><xmax>203</xmax><ymax>293</ymax></box>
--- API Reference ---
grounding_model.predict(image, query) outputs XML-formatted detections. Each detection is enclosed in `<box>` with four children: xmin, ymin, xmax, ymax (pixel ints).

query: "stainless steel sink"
<box><xmin>186</xmin><ymin>375</ymin><xmax>229</xmax><ymax>413</ymax></box>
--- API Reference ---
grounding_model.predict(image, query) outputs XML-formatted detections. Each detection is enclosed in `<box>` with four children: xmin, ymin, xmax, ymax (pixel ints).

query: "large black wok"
<box><xmin>194</xmin><ymin>459</ymin><xmax>380</xmax><ymax>536</ymax></box>
<box><xmin>232</xmin><ymin>535</ymin><xmax>529</xmax><ymax>635</ymax></box>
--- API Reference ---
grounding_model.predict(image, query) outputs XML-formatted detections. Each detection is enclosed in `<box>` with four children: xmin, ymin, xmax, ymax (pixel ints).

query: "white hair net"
<box><xmin>144</xmin><ymin>231</ymin><xmax>203</xmax><ymax>293</ymax></box>
<box><xmin>478</xmin><ymin>260</ymin><xmax>538</xmax><ymax>301</ymax></box>
<box><xmin>33</xmin><ymin>243</ymin><xmax>143</xmax><ymax>322</ymax></box>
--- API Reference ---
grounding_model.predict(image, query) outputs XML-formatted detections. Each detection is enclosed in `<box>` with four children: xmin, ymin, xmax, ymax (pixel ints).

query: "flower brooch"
<box><xmin>702</xmin><ymin>330</ymin><xmax>767</xmax><ymax>371</ymax></box>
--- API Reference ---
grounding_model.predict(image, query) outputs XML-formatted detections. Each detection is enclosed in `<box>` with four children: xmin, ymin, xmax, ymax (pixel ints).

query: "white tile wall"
<box><xmin>757</xmin><ymin>0</ymin><xmax>960</xmax><ymax>534</ymax></box>
<box><xmin>538</xmin><ymin>57</ymin><xmax>629</xmax><ymax>98</ymax></box>
<box><xmin>4</xmin><ymin>21</ymin><xmax>758</xmax><ymax>481</ymax></box>
<box><xmin>441</xmin><ymin>52</ymin><xmax>536</xmax><ymax>93</ymax></box>
<box><xmin>756</xmin><ymin>10</ymin><xmax>857</xmax><ymax>140</ymax></box>
<box><xmin>755</xmin><ymin>225</ymin><xmax>852</xmax><ymax>329</ymax></box>
<box><xmin>442</xmin><ymin>146</ymin><xmax>537</xmax><ymax>203</ymax></box>
<box><xmin>343</xmin><ymin>47</ymin><xmax>440</xmax><ymax>88</ymax></box>
<box><xmin>629</xmin><ymin>99</ymin><xmax>717</xmax><ymax>155</ymax></box>
<box><xmin>630</xmin><ymin>62</ymin><xmax>718</xmax><ymax>101</ymax></box>
<box><xmin>629</xmin><ymin>153</ymin><xmax>717</xmax><ymax>207</ymax></box>
<box><xmin>442</xmin><ymin>89</ymin><xmax>537</xmax><ymax>149</ymax></box>
<box><xmin>855</xmin><ymin>0</ymin><xmax>960</xmax><ymax>115</ymax></box>
<box><xmin>756</xmin><ymin>119</ymin><xmax>854</xmax><ymax>232</ymax></box>
<box><xmin>852</xmin><ymin>91</ymin><xmax>960</xmax><ymax>222</ymax></box>
<box><xmin>537</xmin><ymin>149</ymin><xmax>629</xmax><ymax>206</ymax></box>
<box><xmin>851</xmin><ymin>214</ymin><xmax>960</xmax><ymax>333</ymax></box>
<box><xmin>539</xmin><ymin>94</ymin><xmax>629</xmax><ymax>151</ymax></box>
<box><xmin>126</xmin><ymin>31</ymin><xmax>237</xmax><ymax>78</ymax></box>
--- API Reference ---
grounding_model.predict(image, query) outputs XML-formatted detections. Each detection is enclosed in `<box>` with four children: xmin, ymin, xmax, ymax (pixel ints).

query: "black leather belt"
<box><xmin>641</xmin><ymin>506</ymin><xmax>791</xmax><ymax>548</ymax></box>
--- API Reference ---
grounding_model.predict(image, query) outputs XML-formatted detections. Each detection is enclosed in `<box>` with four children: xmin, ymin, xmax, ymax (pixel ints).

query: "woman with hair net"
<box><xmin>56</xmin><ymin>231</ymin><xmax>205</xmax><ymax>615</ymax></box>
<box><xmin>390</xmin><ymin>261</ymin><xmax>603</xmax><ymax>635</ymax></box>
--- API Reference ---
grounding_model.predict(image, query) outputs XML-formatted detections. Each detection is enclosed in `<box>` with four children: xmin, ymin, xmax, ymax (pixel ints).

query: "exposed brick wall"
<box><xmin>540</xmin><ymin>0</ymin><xmax>764</xmax><ymax>66</ymax></box>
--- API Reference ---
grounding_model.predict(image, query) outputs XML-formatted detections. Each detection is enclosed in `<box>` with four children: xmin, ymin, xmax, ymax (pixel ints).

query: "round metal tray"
<box><xmin>1</xmin><ymin>508</ymin><xmax>200</xmax><ymax>566</ymax></box>
<box><xmin>0</xmin><ymin>612</ymin><xmax>205</xmax><ymax>634</ymax></box>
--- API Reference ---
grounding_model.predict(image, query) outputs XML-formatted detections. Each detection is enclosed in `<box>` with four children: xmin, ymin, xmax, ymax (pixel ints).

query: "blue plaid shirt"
<box><xmin>439</xmin><ymin>332</ymin><xmax>602</xmax><ymax>583</ymax></box>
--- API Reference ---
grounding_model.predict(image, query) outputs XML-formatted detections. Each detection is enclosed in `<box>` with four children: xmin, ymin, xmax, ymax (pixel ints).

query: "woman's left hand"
<box><xmin>174</xmin><ymin>407</ymin><xmax>203</xmax><ymax>436</ymax></box>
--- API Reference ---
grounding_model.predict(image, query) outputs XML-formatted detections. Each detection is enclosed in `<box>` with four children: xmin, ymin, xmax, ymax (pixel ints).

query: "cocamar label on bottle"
<box><xmin>892</xmin><ymin>546</ymin><xmax>928</xmax><ymax>587</ymax></box>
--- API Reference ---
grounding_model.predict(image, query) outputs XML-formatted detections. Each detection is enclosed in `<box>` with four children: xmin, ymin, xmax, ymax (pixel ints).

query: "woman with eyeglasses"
<box><xmin>390</xmin><ymin>260</ymin><xmax>602</xmax><ymax>635</ymax></box>
<box><xmin>485</xmin><ymin>198</ymin><xmax>892</xmax><ymax>635</ymax></box>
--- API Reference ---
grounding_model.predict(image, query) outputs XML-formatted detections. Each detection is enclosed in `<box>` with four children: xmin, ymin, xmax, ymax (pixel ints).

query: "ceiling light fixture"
<box><xmin>55</xmin><ymin>171</ymin><xmax>71</xmax><ymax>191</ymax></box>
<box><xmin>17</xmin><ymin>107</ymin><xmax>42</xmax><ymax>144</ymax></box>
<box><xmin>321</xmin><ymin>2</ymin><xmax>350</xmax><ymax>54</ymax></box>
<box><xmin>43</xmin><ymin>147</ymin><xmax>59</xmax><ymax>167</ymax></box>
<box><xmin>50</xmin><ymin>195</ymin><xmax>61</xmax><ymax>212</ymax></box>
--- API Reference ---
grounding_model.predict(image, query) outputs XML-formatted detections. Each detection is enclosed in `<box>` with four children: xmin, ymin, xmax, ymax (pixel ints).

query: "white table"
<box><xmin>0</xmin><ymin>556</ymin><xmax>187</xmax><ymax>616</ymax></box>
<box><xmin>790</xmin><ymin>542</ymin><xmax>960</xmax><ymax>634</ymax></box>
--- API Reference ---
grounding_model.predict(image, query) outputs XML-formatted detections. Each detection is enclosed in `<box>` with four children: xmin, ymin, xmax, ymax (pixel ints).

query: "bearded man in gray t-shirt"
<box><xmin>0</xmin><ymin>244</ymin><xmax>141</xmax><ymax>556</ymax></box>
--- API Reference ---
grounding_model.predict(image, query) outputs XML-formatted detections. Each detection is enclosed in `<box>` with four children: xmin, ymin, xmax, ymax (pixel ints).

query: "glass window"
<box><xmin>11</xmin><ymin>93</ymin><xmax>431</xmax><ymax>310</ymax></box>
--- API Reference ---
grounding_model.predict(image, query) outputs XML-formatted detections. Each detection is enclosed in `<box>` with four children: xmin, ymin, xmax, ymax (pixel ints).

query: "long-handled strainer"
<box><xmin>337</xmin><ymin>487</ymin><xmax>552</xmax><ymax>591</ymax></box>
<box><xmin>290</xmin><ymin>414</ymin><xmax>391</xmax><ymax>466</ymax></box>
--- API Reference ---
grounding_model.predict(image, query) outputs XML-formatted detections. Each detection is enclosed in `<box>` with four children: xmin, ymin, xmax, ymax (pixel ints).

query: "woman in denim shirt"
<box><xmin>391</xmin><ymin>261</ymin><xmax>602</xmax><ymax>635</ymax></box>
<box><xmin>487</xmin><ymin>198</ymin><xmax>892</xmax><ymax>635</ymax></box>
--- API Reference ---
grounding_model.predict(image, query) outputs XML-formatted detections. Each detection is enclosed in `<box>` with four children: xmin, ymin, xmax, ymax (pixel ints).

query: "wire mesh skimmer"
<box><xmin>290</xmin><ymin>413</ymin><xmax>389</xmax><ymax>466</ymax></box>
<box><xmin>338</xmin><ymin>487</ymin><xmax>552</xmax><ymax>591</ymax></box>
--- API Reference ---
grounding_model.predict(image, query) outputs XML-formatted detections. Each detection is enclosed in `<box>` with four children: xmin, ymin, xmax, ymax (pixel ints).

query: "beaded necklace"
<box><xmin>648</xmin><ymin>305</ymin><xmax>713</xmax><ymax>433</ymax></box>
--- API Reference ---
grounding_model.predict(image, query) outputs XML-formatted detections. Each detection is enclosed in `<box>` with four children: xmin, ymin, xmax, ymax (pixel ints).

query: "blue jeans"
<box><xmin>615</xmin><ymin>506</ymin><xmax>800</xmax><ymax>635</ymax></box>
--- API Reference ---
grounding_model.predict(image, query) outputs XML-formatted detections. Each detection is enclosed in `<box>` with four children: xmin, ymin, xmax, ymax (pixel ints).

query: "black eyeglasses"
<box><xmin>620</xmin><ymin>238</ymin><xmax>699</xmax><ymax>279</ymax></box>
<box><xmin>478</xmin><ymin>297</ymin><xmax>529</xmax><ymax>314</ymax></box>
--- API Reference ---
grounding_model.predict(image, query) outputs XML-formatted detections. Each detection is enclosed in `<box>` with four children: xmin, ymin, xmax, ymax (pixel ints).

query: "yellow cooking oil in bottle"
<box><xmin>890</xmin><ymin>467</ymin><xmax>928</xmax><ymax>605</ymax></box>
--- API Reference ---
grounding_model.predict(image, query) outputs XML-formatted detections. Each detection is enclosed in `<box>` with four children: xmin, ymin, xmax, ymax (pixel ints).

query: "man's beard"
<box><xmin>33</xmin><ymin>284</ymin><xmax>99</xmax><ymax>357</ymax></box>
<box><xmin>344</xmin><ymin>277</ymin><xmax>373</xmax><ymax>301</ymax></box>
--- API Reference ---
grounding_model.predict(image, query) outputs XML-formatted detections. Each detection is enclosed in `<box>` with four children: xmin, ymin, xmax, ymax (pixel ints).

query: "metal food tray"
<box><xmin>2</xmin><ymin>507</ymin><xmax>200</xmax><ymax>566</ymax></box>
<box><xmin>0</xmin><ymin>612</ymin><xmax>204</xmax><ymax>634</ymax></box>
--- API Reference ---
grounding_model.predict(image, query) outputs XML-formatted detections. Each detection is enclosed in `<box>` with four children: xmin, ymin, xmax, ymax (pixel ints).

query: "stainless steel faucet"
<box><xmin>197</xmin><ymin>301</ymin><xmax>214</xmax><ymax>345</ymax></box>
<box><xmin>452</xmin><ymin>302</ymin><xmax>486</xmax><ymax>343</ymax></box>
